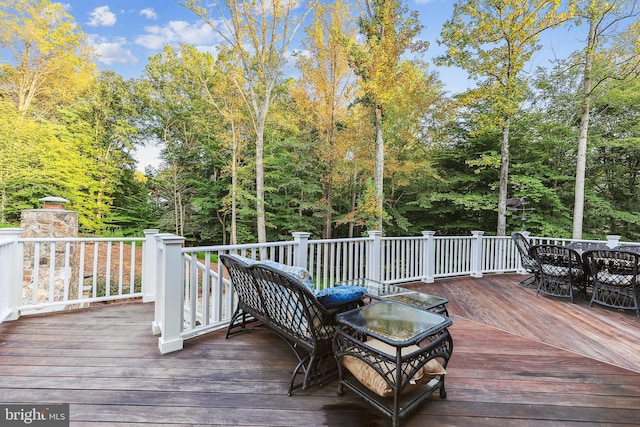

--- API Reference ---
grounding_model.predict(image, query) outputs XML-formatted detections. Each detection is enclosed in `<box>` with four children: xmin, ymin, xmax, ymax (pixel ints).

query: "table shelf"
<box><xmin>339</xmin><ymin>370</ymin><xmax>444</xmax><ymax>422</ymax></box>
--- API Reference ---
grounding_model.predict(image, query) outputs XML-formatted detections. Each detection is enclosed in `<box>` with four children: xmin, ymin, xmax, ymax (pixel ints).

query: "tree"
<box><xmin>341</xmin><ymin>0</ymin><xmax>428</xmax><ymax>231</ymax></box>
<box><xmin>437</xmin><ymin>0</ymin><xmax>574</xmax><ymax>235</ymax></box>
<box><xmin>0</xmin><ymin>98</ymin><xmax>100</xmax><ymax>231</ymax></box>
<box><xmin>381</xmin><ymin>63</ymin><xmax>445</xmax><ymax>235</ymax></box>
<box><xmin>0</xmin><ymin>0</ymin><xmax>96</xmax><ymax>117</ymax></box>
<box><xmin>584</xmin><ymin>78</ymin><xmax>640</xmax><ymax>239</ymax></box>
<box><xmin>58</xmin><ymin>71</ymin><xmax>142</xmax><ymax>232</ymax></box>
<box><xmin>140</xmin><ymin>45</ymin><xmax>210</xmax><ymax>237</ymax></box>
<box><xmin>177</xmin><ymin>0</ymin><xmax>317</xmax><ymax>243</ymax></box>
<box><xmin>295</xmin><ymin>1</ymin><xmax>356</xmax><ymax>238</ymax></box>
<box><xmin>182</xmin><ymin>45</ymin><xmax>252</xmax><ymax>245</ymax></box>
<box><xmin>570</xmin><ymin>0</ymin><xmax>640</xmax><ymax>239</ymax></box>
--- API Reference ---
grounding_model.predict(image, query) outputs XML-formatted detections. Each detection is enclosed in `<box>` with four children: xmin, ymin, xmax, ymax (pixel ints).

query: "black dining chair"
<box><xmin>528</xmin><ymin>244</ymin><xmax>586</xmax><ymax>303</ymax></box>
<box><xmin>582</xmin><ymin>250</ymin><xmax>640</xmax><ymax>316</ymax></box>
<box><xmin>566</xmin><ymin>241</ymin><xmax>609</xmax><ymax>254</ymax></box>
<box><xmin>614</xmin><ymin>244</ymin><xmax>640</xmax><ymax>254</ymax></box>
<box><xmin>511</xmin><ymin>232</ymin><xmax>540</xmax><ymax>287</ymax></box>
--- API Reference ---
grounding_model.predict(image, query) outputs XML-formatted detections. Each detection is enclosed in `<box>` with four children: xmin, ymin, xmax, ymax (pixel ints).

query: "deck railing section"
<box><xmin>481</xmin><ymin>235</ymin><xmax>521</xmax><ymax>274</ymax></box>
<box><xmin>151</xmin><ymin>230</ymin><xmax>518</xmax><ymax>353</ymax></box>
<box><xmin>0</xmin><ymin>228</ymin><xmax>147</xmax><ymax>320</ymax></box>
<box><xmin>0</xmin><ymin>228</ymin><xmax>628</xmax><ymax>354</ymax></box>
<box><xmin>306</xmin><ymin>235</ymin><xmax>370</xmax><ymax>288</ymax></box>
<box><xmin>434</xmin><ymin>234</ymin><xmax>476</xmax><ymax>278</ymax></box>
<box><xmin>19</xmin><ymin>237</ymin><xmax>145</xmax><ymax>313</ymax></box>
<box><xmin>151</xmin><ymin>236</ymin><xmax>300</xmax><ymax>353</ymax></box>
<box><xmin>380</xmin><ymin>234</ymin><xmax>427</xmax><ymax>284</ymax></box>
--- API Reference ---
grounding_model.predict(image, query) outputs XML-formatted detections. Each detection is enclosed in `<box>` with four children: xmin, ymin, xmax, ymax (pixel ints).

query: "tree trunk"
<box><xmin>230</xmin><ymin>120</ymin><xmax>238</xmax><ymax>245</ymax></box>
<box><xmin>349</xmin><ymin>171</ymin><xmax>356</xmax><ymax>238</ymax></box>
<box><xmin>0</xmin><ymin>187</ymin><xmax>6</xmax><ymax>223</ymax></box>
<box><xmin>572</xmin><ymin>17</ymin><xmax>597</xmax><ymax>240</ymax></box>
<box><xmin>573</xmin><ymin>101</ymin><xmax>590</xmax><ymax>240</ymax></box>
<box><xmin>256</xmin><ymin>121</ymin><xmax>266</xmax><ymax>243</ymax></box>
<box><xmin>324</xmin><ymin>180</ymin><xmax>333</xmax><ymax>239</ymax></box>
<box><xmin>497</xmin><ymin>117</ymin><xmax>511</xmax><ymax>236</ymax></box>
<box><xmin>324</xmin><ymin>108</ymin><xmax>336</xmax><ymax>239</ymax></box>
<box><xmin>374</xmin><ymin>104</ymin><xmax>384</xmax><ymax>231</ymax></box>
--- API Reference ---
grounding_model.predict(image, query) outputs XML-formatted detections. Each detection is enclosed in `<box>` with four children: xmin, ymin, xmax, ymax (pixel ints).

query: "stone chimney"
<box><xmin>20</xmin><ymin>196</ymin><xmax>79</xmax><ymax>305</ymax></box>
<box><xmin>20</xmin><ymin>196</ymin><xmax>78</xmax><ymax>238</ymax></box>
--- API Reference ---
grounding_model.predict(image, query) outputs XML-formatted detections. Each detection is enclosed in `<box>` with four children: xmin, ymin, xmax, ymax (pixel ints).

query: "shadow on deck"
<box><xmin>1</xmin><ymin>274</ymin><xmax>639</xmax><ymax>426</ymax></box>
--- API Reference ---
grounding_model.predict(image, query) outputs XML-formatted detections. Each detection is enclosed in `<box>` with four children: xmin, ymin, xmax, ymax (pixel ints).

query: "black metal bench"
<box><xmin>220</xmin><ymin>253</ymin><xmax>363</xmax><ymax>395</ymax></box>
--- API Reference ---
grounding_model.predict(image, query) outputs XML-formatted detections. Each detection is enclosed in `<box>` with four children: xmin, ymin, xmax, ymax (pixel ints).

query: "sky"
<box><xmin>57</xmin><ymin>0</ymin><xmax>586</xmax><ymax>170</ymax></box>
<box><xmin>60</xmin><ymin>1</ymin><xmax>460</xmax><ymax>79</ymax></box>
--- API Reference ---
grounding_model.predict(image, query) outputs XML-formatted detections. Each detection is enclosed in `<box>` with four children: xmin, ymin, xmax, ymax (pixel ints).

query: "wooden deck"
<box><xmin>1</xmin><ymin>274</ymin><xmax>640</xmax><ymax>426</ymax></box>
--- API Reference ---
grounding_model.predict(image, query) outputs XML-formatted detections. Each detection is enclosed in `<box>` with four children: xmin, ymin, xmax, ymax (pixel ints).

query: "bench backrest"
<box><xmin>220</xmin><ymin>254</ymin><xmax>335</xmax><ymax>346</ymax></box>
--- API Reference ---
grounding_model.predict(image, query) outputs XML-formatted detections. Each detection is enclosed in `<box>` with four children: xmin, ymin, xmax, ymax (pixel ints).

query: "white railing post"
<box><xmin>0</xmin><ymin>228</ymin><xmax>23</xmax><ymax>322</ymax></box>
<box><xmin>471</xmin><ymin>231</ymin><xmax>485</xmax><ymax>278</ymax></box>
<box><xmin>421</xmin><ymin>231</ymin><xmax>435</xmax><ymax>283</ymax></box>
<box><xmin>153</xmin><ymin>234</ymin><xmax>186</xmax><ymax>354</ymax></box>
<box><xmin>141</xmin><ymin>229</ymin><xmax>159</xmax><ymax>303</ymax></box>
<box><xmin>367</xmin><ymin>230</ymin><xmax>382</xmax><ymax>282</ymax></box>
<box><xmin>606</xmin><ymin>235</ymin><xmax>621</xmax><ymax>249</ymax></box>
<box><xmin>292</xmin><ymin>232</ymin><xmax>311</xmax><ymax>269</ymax></box>
<box><xmin>152</xmin><ymin>234</ymin><xmax>170</xmax><ymax>336</ymax></box>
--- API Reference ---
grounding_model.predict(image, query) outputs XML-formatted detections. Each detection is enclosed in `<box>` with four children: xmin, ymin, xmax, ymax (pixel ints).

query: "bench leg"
<box><xmin>225</xmin><ymin>308</ymin><xmax>261</xmax><ymax>338</ymax></box>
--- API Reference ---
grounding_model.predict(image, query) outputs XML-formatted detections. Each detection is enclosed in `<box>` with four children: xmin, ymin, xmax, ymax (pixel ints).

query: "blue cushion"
<box><xmin>315</xmin><ymin>286</ymin><xmax>367</xmax><ymax>308</ymax></box>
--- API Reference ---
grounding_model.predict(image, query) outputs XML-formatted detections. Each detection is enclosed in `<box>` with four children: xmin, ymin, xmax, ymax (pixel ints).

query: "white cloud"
<box><xmin>194</xmin><ymin>45</ymin><xmax>219</xmax><ymax>56</ymax></box>
<box><xmin>88</xmin><ymin>36</ymin><xmax>137</xmax><ymax>65</ymax></box>
<box><xmin>140</xmin><ymin>8</ymin><xmax>157</xmax><ymax>20</ymax></box>
<box><xmin>135</xmin><ymin>20</ymin><xmax>224</xmax><ymax>50</ymax></box>
<box><xmin>88</xmin><ymin>6</ymin><xmax>117</xmax><ymax>27</ymax></box>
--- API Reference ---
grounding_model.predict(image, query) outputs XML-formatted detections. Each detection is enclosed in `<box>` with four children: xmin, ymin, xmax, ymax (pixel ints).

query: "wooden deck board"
<box><xmin>405</xmin><ymin>274</ymin><xmax>640</xmax><ymax>373</ymax></box>
<box><xmin>1</xmin><ymin>274</ymin><xmax>640</xmax><ymax>426</ymax></box>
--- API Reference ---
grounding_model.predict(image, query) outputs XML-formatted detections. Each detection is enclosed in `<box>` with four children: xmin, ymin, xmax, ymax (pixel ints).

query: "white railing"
<box><xmin>150</xmin><ymin>236</ymin><xmax>299</xmax><ymax>353</ymax></box>
<box><xmin>182</xmin><ymin>241</ymin><xmax>295</xmax><ymax>335</ymax></box>
<box><xmin>151</xmin><ymin>230</ymin><xmax>521</xmax><ymax>353</ymax></box>
<box><xmin>0</xmin><ymin>227</ymin><xmax>630</xmax><ymax>355</ymax></box>
<box><xmin>380</xmin><ymin>234</ymin><xmax>428</xmax><ymax>283</ymax></box>
<box><xmin>0</xmin><ymin>228</ymin><xmax>147</xmax><ymax>320</ymax></box>
<box><xmin>481</xmin><ymin>234</ymin><xmax>520</xmax><ymax>274</ymax></box>
<box><xmin>0</xmin><ymin>230</ymin><xmax>22</xmax><ymax>322</ymax></box>
<box><xmin>434</xmin><ymin>234</ymin><xmax>476</xmax><ymax>278</ymax></box>
<box><xmin>19</xmin><ymin>237</ymin><xmax>146</xmax><ymax>313</ymax></box>
<box><xmin>306</xmin><ymin>235</ymin><xmax>369</xmax><ymax>287</ymax></box>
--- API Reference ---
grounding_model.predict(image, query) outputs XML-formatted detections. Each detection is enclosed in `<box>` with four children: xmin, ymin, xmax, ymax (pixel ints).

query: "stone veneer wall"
<box><xmin>20</xmin><ymin>209</ymin><xmax>79</xmax><ymax>304</ymax></box>
<box><xmin>21</xmin><ymin>209</ymin><xmax>78</xmax><ymax>239</ymax></box>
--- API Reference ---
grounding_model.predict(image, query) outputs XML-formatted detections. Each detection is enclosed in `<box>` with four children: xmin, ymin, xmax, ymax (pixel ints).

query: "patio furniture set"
<box><xmin>512</xmin><ymin>232</ymin><xmax>640</xmax><ymax>316</ymax></box>
<box><xmin>220</xmin><ymin>254</ymin><xmax>453</xmax><ymax>427</ymax></box>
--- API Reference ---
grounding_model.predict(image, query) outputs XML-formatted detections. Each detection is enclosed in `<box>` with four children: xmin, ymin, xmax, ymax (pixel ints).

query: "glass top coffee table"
<box><xmin>337</xmin><ymin>278</ymin><xmax>449</xmax><ymax>316</ymax></box>
<box><xmin>334</xmin><ymin>300</ymin><xmax>453</xmax><ymax>427</ymax></box>
<box><xmin>337</xmin><ymin>300</ymin><xmax>450</xmax><ymax>344</ymax></box>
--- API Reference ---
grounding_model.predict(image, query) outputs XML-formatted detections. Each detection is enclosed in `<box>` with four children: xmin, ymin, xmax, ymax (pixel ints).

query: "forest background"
<box><xmin>1</xmin><ymin>0</ymin><xmax>639</xmax><ymax>246</ymax></box>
